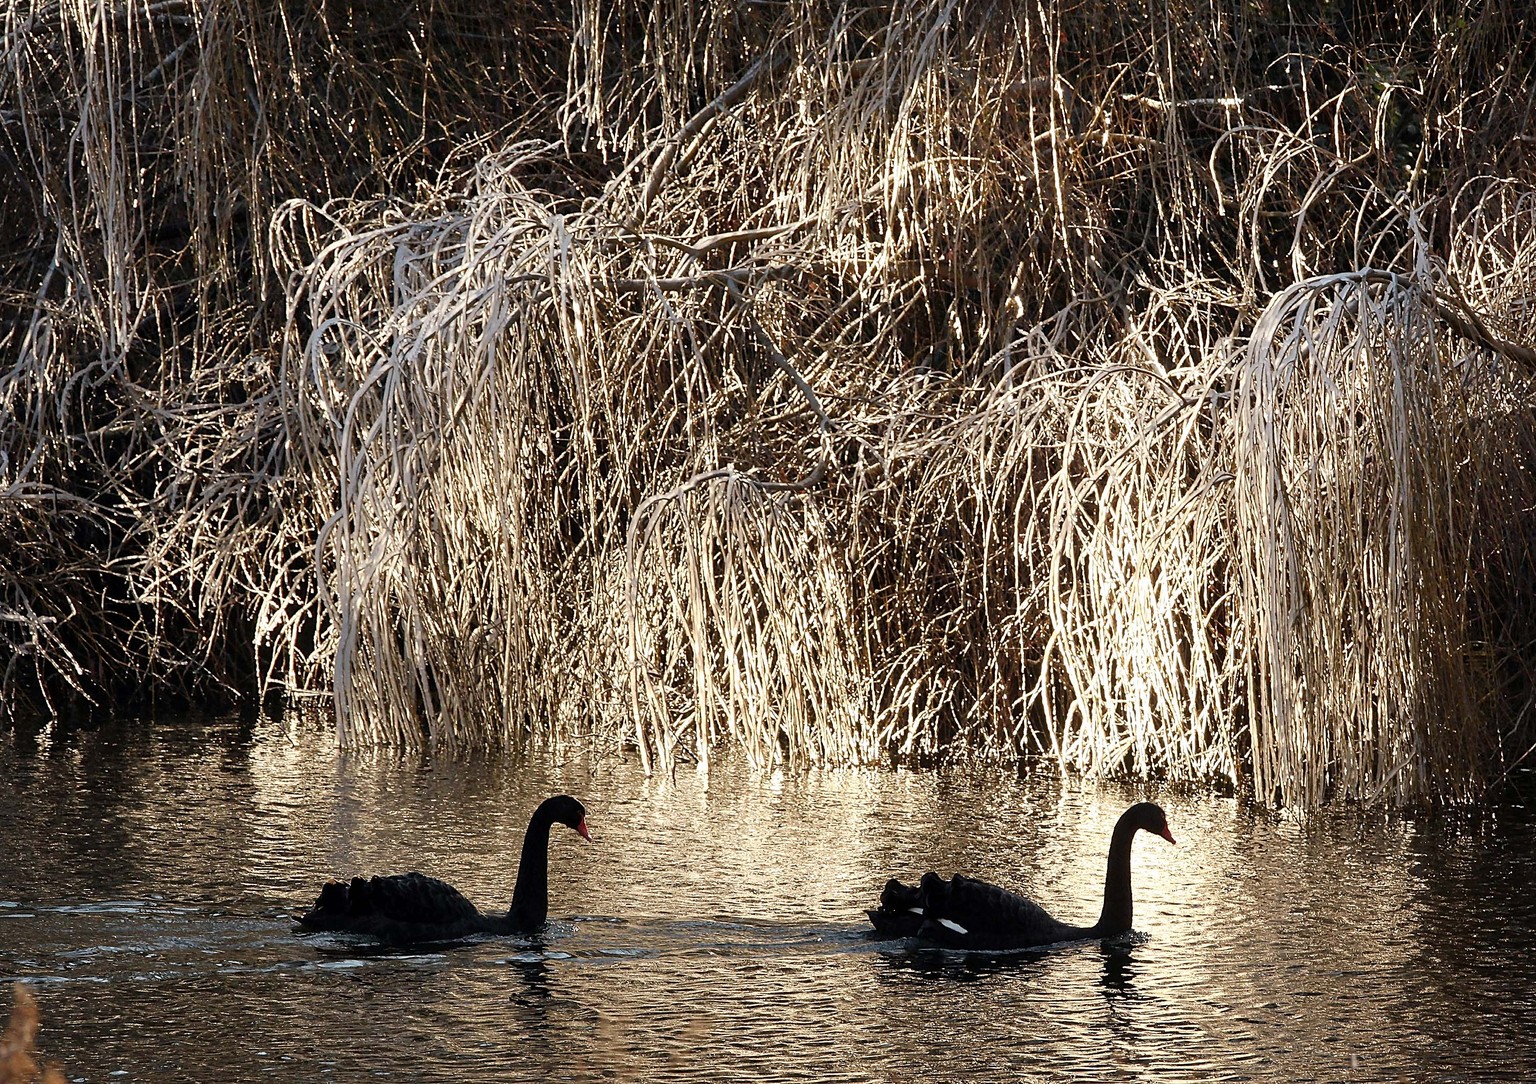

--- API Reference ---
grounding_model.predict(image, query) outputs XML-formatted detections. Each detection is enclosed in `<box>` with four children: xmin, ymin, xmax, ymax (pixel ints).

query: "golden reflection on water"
<box><xmin>3</xmin><ymin>718</ymin><xmax>1535</xmax><ymax>1082</ymax></box>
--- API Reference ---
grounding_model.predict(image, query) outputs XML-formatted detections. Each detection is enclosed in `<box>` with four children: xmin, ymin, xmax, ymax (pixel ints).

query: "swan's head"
<box><xmin>1126</xmin><ymin>801</ymin><xmax>1176</xmax><ymax>845</ymax></box>
<box><xmin>543</xmin><ymin>794</ymin><xmax>593</xmax><ymax>842</ymax></box>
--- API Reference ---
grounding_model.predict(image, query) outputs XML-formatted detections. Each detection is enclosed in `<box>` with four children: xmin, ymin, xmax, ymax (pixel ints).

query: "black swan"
<box><xmin>299</xmin><ymin>794</ymin><xmax>590</xmax><ymax>944</ymax></box>
<box><xmin>867</xmin><ymin>801</ymin><xmax>1174</xmax><ymax>950</ymax></box>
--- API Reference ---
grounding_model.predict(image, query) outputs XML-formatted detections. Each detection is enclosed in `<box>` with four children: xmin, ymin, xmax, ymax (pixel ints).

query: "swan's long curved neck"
<box><xmin>507</xmin><ymin>806</ymin><xmax>556</xmax><ymax>927</ymax></box>
<box><xmin>1091</xmin><ymin>819</ymin><xmax>1140</xmax><ymax>936</ymax></box>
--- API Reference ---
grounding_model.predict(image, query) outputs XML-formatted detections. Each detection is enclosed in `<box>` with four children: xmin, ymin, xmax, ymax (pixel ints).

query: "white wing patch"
<box><xmin>937</xmin><ymin>918</ymin><xmax>969</xmax><ymax>935</ymax></box>
<box><xmin>907</xmin><ymin>907</ymin><xmax>924</xmax><ymax>915</ymax></box>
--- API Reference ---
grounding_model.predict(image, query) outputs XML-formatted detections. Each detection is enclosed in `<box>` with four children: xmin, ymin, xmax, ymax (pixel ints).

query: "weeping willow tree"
<box><xmin>2</xmin><ymin>0</ymin><xmax>1534</xmax><ymax>806</ymax></box>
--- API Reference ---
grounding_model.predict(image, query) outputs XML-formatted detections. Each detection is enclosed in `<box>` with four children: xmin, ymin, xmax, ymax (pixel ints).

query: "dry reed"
<box><xmin>0</xmin><ymin>986</ymin><xmax>66</xmax><ymax>1084</ymax></box>
<box><xmin>2</xmin><ymin>0</ymin><xmax>1533</xmax><ymax>805</ymax></box>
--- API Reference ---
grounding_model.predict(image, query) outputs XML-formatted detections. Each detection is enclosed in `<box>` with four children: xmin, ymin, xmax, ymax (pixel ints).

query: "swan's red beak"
<box><xmin>576</xmin><ymin>817</ymin><xmax>592</xmax><ymax>842</ymax></box>
<box><xmin>1158</xmin><ymin>826</ymin><xmax>1176</xmax><ymax>844</ymax></box>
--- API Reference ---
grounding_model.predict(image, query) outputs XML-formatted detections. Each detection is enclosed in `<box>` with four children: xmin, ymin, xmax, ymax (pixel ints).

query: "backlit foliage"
<box><xmin>2</xmin><ymin>1</ymin><xmax>1534</xmax><ymax>805</ymax></box>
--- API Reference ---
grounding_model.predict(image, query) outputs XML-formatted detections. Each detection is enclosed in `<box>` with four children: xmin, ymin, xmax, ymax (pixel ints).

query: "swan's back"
<box><xmin>300</xmin><ymin>872</ymin><xmax>490</xmax><ymax>942</ymax></box>
<box><xmin>918</xmin><ymin>873</ymin><xmax>1086</xmax><ymax>949</ymax></box>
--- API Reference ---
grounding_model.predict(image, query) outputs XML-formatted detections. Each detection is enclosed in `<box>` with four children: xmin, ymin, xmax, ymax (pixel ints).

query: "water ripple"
<box><xmin>3</xmin><ymin>719</ymin><xmax>1535</xmax><ymax>1082</ymax></box>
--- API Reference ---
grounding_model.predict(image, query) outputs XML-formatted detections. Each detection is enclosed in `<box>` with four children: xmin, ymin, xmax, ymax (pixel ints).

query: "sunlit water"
<box><xmin>2</xmin><ymin>717</ymin><xmax>1534</xmax><ymax>1083</ymax></box>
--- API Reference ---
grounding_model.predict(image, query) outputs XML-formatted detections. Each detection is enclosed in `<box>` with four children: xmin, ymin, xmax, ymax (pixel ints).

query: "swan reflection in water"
<box><xmin>878</xmin><ymin>944</ymin><xmax>1052</xmax><ymax>982</ymax></box>
<box><xmin>1097</xmin><ymin>946</ymin><xmax>1139</xmax><ymax>997</ymax></box>
<box><xmin>874</xmin><ymin>934</ymin><xmax>1145</xmax><ymax>989</ymax></box>
<box><xmin>505</xmin><ymin>952</ymin><xmax>553</xmax><ymax>1012</ymax></box>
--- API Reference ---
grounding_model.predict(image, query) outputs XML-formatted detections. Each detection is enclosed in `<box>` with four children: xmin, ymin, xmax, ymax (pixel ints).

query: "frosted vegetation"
<box><xmin>2</xmin><ymin>1</ymin><xmax>1533</xmax><ymax>806</ymax></box>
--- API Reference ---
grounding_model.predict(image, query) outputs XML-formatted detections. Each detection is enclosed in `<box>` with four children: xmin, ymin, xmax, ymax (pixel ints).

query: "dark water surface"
<box><xmin>2</xmin><ymin>717</ymin><xmax>1533</xmax><ymax>1083</ymax></box>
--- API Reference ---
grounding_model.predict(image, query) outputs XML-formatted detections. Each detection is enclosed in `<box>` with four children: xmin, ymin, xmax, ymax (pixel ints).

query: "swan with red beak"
<box><xmin>868</xmin><ymin>801</ymin><xmax>1175</xmax><ymax>950</ymax></box>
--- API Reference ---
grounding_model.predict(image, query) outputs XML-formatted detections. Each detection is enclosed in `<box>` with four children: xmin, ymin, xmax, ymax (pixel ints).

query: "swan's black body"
<box><xmin>299</xmin><ymin>794</ymin><xmax>590</xmax><ymax>944</ymax></box>
<box><xmin>867</xmin><ymin>802</ymin><xmax>1174</xmax><ymax>951</ymax></box>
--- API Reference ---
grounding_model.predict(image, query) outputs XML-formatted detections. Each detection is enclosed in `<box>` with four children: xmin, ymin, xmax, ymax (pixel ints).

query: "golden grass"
<box><xmin>0</xmin><ymin>986</ymin><xmax>66</xmax><ymax>1084</ymax></box>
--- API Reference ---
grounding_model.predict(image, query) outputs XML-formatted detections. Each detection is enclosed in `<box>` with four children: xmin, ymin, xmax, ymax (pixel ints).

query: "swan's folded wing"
<box><xmin>364</xmin><ymin>872</ymin><xmax>484</xmax><ymax>923</ymax></box>
<box><xmin>304</xmin><ymin>871</ymin><xmax>482</xmax><ymax>927</ymax></box>
<box><xmin>920</xmin><ymin>873</ymin><xmax>1082</xmax><ymax>948</ymax></box>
